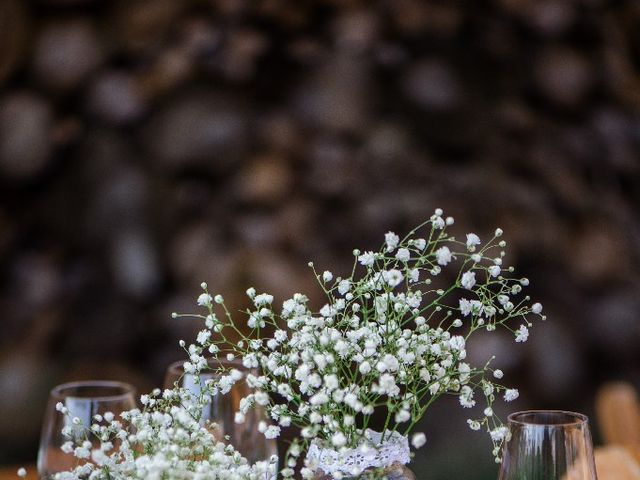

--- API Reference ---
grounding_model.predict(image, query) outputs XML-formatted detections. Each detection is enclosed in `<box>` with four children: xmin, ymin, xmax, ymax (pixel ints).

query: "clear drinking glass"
<box><xmin>164</xmin><ymin>358</ymin><xmax>278</xmax><ymax>465</ymax></box>
<box><xmin>37</xmin><ymin>381</ymin><xmax>137</xmax><ymax>479</ymax></box>
<box><xmin>498</xmin><ymin>410</ymin><xmax>598</xmax><ymax>480</ymax></box>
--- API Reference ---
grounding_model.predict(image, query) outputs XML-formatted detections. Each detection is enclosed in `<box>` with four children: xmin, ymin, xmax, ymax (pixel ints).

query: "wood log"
<box><xmin>0</xmin><ymin>0</ymin><xmax>29</xmax><ymax>84</ymax></box>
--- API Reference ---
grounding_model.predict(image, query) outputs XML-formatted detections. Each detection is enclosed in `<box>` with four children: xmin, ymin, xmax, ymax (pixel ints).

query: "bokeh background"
<box><xmin>1</xmin><ymin>0</ymin><xmax>639</xmax><ymax>477</ymax></box>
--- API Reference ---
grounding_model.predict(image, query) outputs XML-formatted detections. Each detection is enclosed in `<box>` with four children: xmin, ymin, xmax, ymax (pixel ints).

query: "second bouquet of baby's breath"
<box><xmin>175</xmin><ymin>208</ymin><xmax>545</xmax><ymax>478</ymax></box>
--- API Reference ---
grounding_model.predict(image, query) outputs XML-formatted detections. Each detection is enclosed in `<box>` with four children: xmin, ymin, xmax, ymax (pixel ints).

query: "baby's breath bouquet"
<box><xmin>176</xmin><ymin>208</ymin><xmax>545</xmax><ymax>479</ymax></box>
<box><xmin>46</xmin><ymin>368</ymin><xmax>277</xmax><ymax>479</ymax></box>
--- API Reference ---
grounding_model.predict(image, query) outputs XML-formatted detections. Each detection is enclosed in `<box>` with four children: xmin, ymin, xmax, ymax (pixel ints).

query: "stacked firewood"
<box><xmin>0</xmin><ymin>0</ymin><xmax>639</xmax><ymax>474</ymax></box>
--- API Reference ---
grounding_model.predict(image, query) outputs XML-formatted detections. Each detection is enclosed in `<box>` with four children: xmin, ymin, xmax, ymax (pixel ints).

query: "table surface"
<box><xmin>2</xmin><ymin>446</ymin><xmax>639</xmax><ymax>480</ymax></box>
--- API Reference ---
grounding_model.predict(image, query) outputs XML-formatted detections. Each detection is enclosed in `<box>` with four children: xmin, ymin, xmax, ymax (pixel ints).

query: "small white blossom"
<box><xmin>411</xmin><ymin>432</ymin><xmax>427</xmax><ymax>449</ymax></box>
<box><xmin>413</xmin><ymin>238</ymin><xmax>427</xmax><ymax>250</ymax></box>
<box><xmin>461</xmin><ymin>271</ymin><xmax>476</xmax><ymax>290</ymax></box>
<box><xmin>488</xmin><ymin>265</ymin><xmax>501</xmax><ymax>277</ymax></box>
<box><xmin>467</xmin><ymin>420</ymin><xmax>480</xmax><ymax>431</ymax></box>
<box><xmin>338</xmin><ymin>280</ymin><xmax>351</xmax><ymax>295</ymax></box>
<box><xmin>395</xmin><ymin>409</ymin><xmax>410</xmax><ymax>423</ymax></box>
<box><xmin>504</xmin><ymin>389</ymin><xmax>519</xmax><ymax>402</ymax></box>
<box><xmin>466</xmin><ymin>233</ymin><xmax>481</xmax><ymax>250</ymax></box>
<box><xmin>197</xmin><ymin>293</ymin><xmax>212</xmax><ymax>307</ymax></box>
<box><xmin>332</xmin><ymin>432</ymin><xmax>347</xmax><ymax>448</ymax></box>
<box><xmin>490</xmin><ymin>426</ymin><xmax>510</xmax><ymax>442</ymax></box>
<box><xmin>383</xmin><ymin>269</ymin><xmax>404</xmax><ymax>288</ymax></box>
<box><xmin>515</xmin><ymin>325</ymin><xmax>529</xmax><ymax>343</ymax></box>
<box><xmin>395</xmin><ymin>248</ymin><xmax>411</xmax><ymax>262</ymax></box>
<box><xmin>358</xmin><ymin>251</ymin><xmax>376</xmax><ymax>266</ymax></box>
<box><xmin>264</xmin><ymin>425</ymin><xmax>281</xmax><ymax>439</ymax></box>
<box><xmin>385</xmin><ymin>232</ymin><xmax>400</xmax><ymax>252</ymax></box>
<box><xmin>435</xmin><ymin>246</ymin><xmax>452</xmax><ymax>266</ymax></box>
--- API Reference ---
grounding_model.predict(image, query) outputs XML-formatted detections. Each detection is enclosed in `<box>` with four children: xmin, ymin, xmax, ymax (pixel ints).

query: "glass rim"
<box><xmin>51</xmin><ymin>380</ymin><xmax>136</xmax><ymax>402</ymax></box>
<box><xmin>507</xmin><ymin>410</ymin><xmax>589</xmax><ymax>427</ymax></box>
<box><xmin>166</xmin><ymin>356</ymin><xmax>248</xmax><ymax>377</ymax></box>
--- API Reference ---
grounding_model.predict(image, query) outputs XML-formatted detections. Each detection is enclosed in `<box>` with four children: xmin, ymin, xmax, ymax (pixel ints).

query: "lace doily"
<box><xmin>306</xmin><ymin>429</ymin><xmax>411</xmax><ymax>476</ymax></box>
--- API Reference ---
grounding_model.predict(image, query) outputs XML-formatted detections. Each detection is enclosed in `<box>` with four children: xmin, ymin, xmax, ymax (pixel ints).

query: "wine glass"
<box><xmin>164</xmin><ymin>358</ymin><xmax>278</xmax><ymax>465</ymax></box>
<box><xmin>498</xmin><ymin>410</ymin><xmax>598</xmax><ymax>480</ymax></box>
<box><xmin>37</xmin><ymin>381</ymin><xmax>137</xmax><ymax>479</ymax></box>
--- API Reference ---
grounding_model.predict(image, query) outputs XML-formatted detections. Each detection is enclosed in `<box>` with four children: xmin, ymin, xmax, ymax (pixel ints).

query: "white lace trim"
<box><xmin>306</xmin><ymin>430</ymin><xmax>411</xmax><ymax>476</ymax></box>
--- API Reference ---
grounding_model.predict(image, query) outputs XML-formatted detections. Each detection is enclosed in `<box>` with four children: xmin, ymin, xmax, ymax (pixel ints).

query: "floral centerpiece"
<box><xmin>42</xmin><ymin>208</ymin><xmax>544</xmax><ymax>480</ymax></box>
<box><xmin>175</xmin><ymin>208</ymin><xmax>545</xmax><ymax>479</ymax></box>
<box><xmin>47</xmin><ymin>377</ymin><xmax>277</xmax><ymax>479</ymax></box>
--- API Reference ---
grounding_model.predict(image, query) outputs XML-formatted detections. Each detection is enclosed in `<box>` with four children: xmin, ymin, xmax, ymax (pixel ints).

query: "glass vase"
<box><xmin>164</xmin><ymin>358</ymin><xmax>278</xmax><ymax>465</ymax></box>
<box><xmin>37</xmin><ymin>381</ymin><xmax>137</xmax><ymax>479</ymax></box>
<box><xmin>308</xmin><ymin>430</ymin><xmax>415</xmax><ymax>480</ymax></box>
<box><xmin>498</xmin><ymin>410</ymin><xmax>598</xmax><ymax>480</ymax></box>
<box><xmin>314</xmin><ymin>463</ymin><xmax>416</xmax><ymax>480</ymax></box>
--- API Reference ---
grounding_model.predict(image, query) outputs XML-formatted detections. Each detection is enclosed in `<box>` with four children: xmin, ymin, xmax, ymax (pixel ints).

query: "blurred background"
<box><xmin>0</xmin><ymin>0</ymin><xmax>639</xmax><ymax>478</ymax></box>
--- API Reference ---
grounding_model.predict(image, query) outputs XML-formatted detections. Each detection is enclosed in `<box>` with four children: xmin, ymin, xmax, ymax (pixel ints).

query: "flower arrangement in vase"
<box><xmin>41</xmin><ymin>208</ymin><xmax>544</xmax><ymax>480</ymax></box>
<box><xmin>174</xmin><ymin>208</ymin><xmax>545</xmax><ymax>479</ymax></box>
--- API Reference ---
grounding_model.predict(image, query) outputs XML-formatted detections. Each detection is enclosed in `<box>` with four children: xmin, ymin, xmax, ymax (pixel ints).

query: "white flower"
<box><xmin>17</xmin><ymin>468</ymin><xmax>26</xmax><ymax>478</ymax></box>
<box><xmin>493</xmin><ymin>369</ymin><xmax>504</xmax><ymax>379</ymax></box>
<box><xmin>378</xmin><ymin>373</ymin><xmax>400</xmax><ymax>397</ymax></box>
<box><xmin>532</xmin><ymin>303</ymin><xmax>543</xmax><ymax>314</ymax></box>
<box><xmin>449</xmin><ymin>336</ymin><xmax>466</xmax><ymax>351</ymax></box>
<box><xmin>408</xmin><ymin>268</ymin><xmax>419</xmax><ymax>283</ymax></box>
<box><xmin>504</xmin><ymin>389</ymin><xmax>519</xmax><ymax>402</ymax></box>
<box><xmin>459</xmin><ymin>298</ymin><xmax>483</xmax><ymax>317</ymax></box>
<box><xmin>488</xmin><ymin>265</ymin><xmax>501</xmax><ymax>277</ymax></box>
<box><xmin>459</xmin><ymin>386</ymin><xmax>476</xmax><ymax>408</ymax></box>
<box><xmin>490</xmin><ymin>426</ymin><xmax>510</xmax><ymax>442</ymax></box>
<box><xmin>395</xmin><ymin>409</ymin><xmax>410</xmax><ymax>423</ymax></box>
<box><xmin>279</xmin><ymin>415</ymin><xmax>292</xmax><ymax>427</ymax></box>
<box><xmin>196</xmin><ymin>330</ymin><xmax>210</xmax><ymax>345</ymax></box>
<box><xmin>254</xmin><ymin>293</ymin><xmax>274</xmax><ymax>306</ymax></box>
<box><xmin>432</xmin><ymin>216</ymin><xmax>445</xmax><ymax>229</ymax></box>
<box><xmin>461</xmin><ymin>271</ymin><xmax>476</xmax><ymax>290</ymax></box>
<box><xmin>264</xmin><ymin>425</ymin><xmax>281</xmax><ymax>439</ymax></box>
<box><xmin>332</xmin><ymin>432</ymin><xmax>347</xmax><ymax>447</ymax></box>
<box><xmin>338</xmin><ymin>280</ymin><xmax>351</xmax><ymax>295</ymax></box>
<box><xmin>358</xmin><ymin>251</ymin><xmax>376</xmax><ymax>266</ymax></box>
<box><xmin>467</xmin><ymin>419</ymin><xmax>481</xmax><ymax>431</ymax></box>
<box><xmin>466</xmin><ymin>233</ymin><xmax>481</xmax><ymax>250</ymax></box>
<box><xmin>411</xmin><ymin>432</ymin><xmax>427</xmax><ymax>449</ymax></box>
<box><xmin>413</xmin><ymin>238</ymin><xmax>427</xmax><ymax>250</ymax></box>
<box><xmin>359</xmin><ymin>361</ymin><xmax>371</xmax><ymax>375</ymax></box>
<box><xmin>234</xmin><ymin>412</ymin><xmax>245</xmax><ymax>424</ymax></box>
<box><xmin>428</xmin><ymin>382</ymin><xmax>440</xmax><ymax>395</ymax></box>
<box><xmin>435</xmin><ymin>246</ymin><xmax>452</xmax><ymax>266</ymax></box>
<box><xmin>383</xmin><ymin>269</ymin><xmax>404</xmax><ymax>288</ymax></box>
<box><xmin>515</xmin><ymin>325</ymin><xmax>529</xmax><ymax>343</ymax></box>
<box><xmin>385</xmin><ymin>232</ymin><xmax>400</xmax><ymax>252</ymax></box>
<box><xmin>322</xmin><ymin>271</ymin><xmax>333</xmax><ymax>283</ymax></box>
<box><xmin>324</xmin><ymin>374</ymin><xmax>339</xmax><ymax>391</ymax></box>
<box><xmin>197</xmin><ymin>293</ymin><xmax>212</xmax><ymax>307</ymax></box>
<box><xmin>395</xmin><ymin>248</ymin><xmax>411</xmax><ymax>262</ymax></box>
